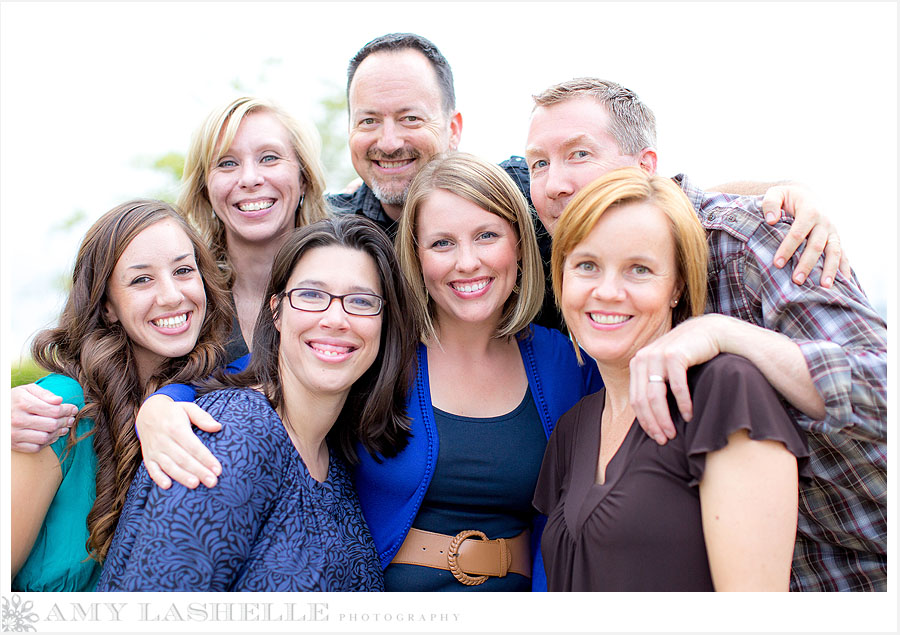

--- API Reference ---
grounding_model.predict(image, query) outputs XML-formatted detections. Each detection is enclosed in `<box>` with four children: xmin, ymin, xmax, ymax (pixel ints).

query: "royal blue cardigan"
<box><xmin>352</xmin><ymin>324</ymin><xmax>603</xmax><ymax>591</ymax></box>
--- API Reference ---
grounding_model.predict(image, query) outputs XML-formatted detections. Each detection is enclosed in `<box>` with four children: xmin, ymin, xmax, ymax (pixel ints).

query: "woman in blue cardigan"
<box><xmin>354</xmin><ymin>152</ymin><xmax>601</xmax><ymax>591</ymax></box>
<box><xmin>133</xmin><ymin>152</ymin><xmax>600</xmax><ymax>591</ymax></box>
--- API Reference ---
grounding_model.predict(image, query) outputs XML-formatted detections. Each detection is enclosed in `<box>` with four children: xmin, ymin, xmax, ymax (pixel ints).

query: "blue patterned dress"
<box><xmin>97</xmin><ymin>387</ymin><xmax>383</xmax><ymax>591</ymax></box>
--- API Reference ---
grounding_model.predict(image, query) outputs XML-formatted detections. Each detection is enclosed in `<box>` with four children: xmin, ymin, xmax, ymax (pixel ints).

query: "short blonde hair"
<box><xmin>552</xmin><ymin>167</ymin><xmax>708</xmax><ymax>335</ymax></box>
<box><xmin>396</xmin><ymin>152</ymin><xmax>544</xmax><ymax>341</ymax></box>
<box><xmin>177</xmin><ymin>96</ymin><xmax>329</xmax><ymax>286</ymax></box>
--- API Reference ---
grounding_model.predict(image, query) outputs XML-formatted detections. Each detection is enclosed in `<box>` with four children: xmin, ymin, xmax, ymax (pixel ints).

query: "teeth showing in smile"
<box><xmin>589</xmin><ymin>313</ymin><xmax>629</xmax><ymax>325</ymax></box>
<box><xmin>153</xmin><ymin>313</ymin><xmax>188</xmax><ymax>329</ymax></box>
<box><xmin>451</xmin><ymin>280</ymin><xmax>489</xmax><ymax>293</ymax></box>
<box><xmin>310</xmin><ymin>343</ymin><xmax>353</xmax><ymax>357</ymax></box>
<box><xmin>238</xmin><ymin>200</ymin><xmax>274</xmax><ymax>212</ymax></box>
<box><xmin>377</xmin><ymin>160</ymin><xmax>412</xmax><ymax>169</ymax></box>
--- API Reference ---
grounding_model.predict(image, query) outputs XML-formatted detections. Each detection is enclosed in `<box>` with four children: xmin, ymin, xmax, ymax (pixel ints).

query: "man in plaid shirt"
<box><xmin>525</xmin><ymin>78</ymin><xmax>887</xmax><ymax>591</ymax></box>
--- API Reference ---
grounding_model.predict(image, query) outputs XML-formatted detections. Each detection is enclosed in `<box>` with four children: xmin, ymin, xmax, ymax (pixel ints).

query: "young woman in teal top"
<box><xmin>13</xmin><ymin>374</ymin><xmax>95</xmax><ymax>591</ymax></box>
<box><xmin>10</xmin><ymin>200</ymin><xmax>231</xmax><ymax>591</ymax></box>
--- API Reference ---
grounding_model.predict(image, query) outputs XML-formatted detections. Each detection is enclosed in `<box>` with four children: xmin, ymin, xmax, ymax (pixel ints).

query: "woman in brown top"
<box><xmin>533</xmin><ymin>167</ymin><xmax>808</xmax><ymax>591</ymax></box>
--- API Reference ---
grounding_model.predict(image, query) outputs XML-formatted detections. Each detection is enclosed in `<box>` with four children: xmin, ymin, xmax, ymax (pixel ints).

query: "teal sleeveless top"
<box><xmin>12</xmin><ymin>374</ymin><xmax>100</xmax><ymax>592</ymax></box>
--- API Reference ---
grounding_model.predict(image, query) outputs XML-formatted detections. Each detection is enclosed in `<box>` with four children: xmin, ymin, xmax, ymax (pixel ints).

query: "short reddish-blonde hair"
<box><xmin>551</xmin><ymin>167</ymin><xmax>708</xmax><ymax>332</ymax></box>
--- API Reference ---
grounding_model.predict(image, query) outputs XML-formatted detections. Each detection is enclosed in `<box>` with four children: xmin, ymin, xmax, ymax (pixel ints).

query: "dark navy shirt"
<box><xmin>383</xmin><ymin>386</ymin><xmax>546</xmax><ymax>592</ymax></box>
<box><xmin>224</xmin><ymin>313</ymin><xmax>249</xmax><ymax>363</ymax></box>
<box><xmin>328</xmin><ymin>155</ymin><xmax>532</xmax><ymax>238</ymax></box>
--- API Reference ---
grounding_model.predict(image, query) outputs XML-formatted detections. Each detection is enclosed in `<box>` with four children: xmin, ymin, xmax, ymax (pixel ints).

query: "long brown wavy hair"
<box><xmin>31</xmin><ymin>199</ymin><xmax>232</xmax><ymax>562</ymax></box>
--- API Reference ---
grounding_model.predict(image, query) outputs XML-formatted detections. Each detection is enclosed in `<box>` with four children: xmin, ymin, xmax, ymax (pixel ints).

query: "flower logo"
<box><xmin>1</xmin><ymin>594</ymin><xmax>39</xmax><ymax>632</ymax></box>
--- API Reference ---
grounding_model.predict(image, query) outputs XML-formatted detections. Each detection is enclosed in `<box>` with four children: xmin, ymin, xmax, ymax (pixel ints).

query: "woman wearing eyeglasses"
<box><xmin>97</xmin><ymin>216</ymin><xmax>419</xmax><ymax>591</ymax></box>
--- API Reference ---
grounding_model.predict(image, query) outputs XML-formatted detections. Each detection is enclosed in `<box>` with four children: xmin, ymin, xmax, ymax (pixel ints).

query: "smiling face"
<box><xmin>561</xmin><ymin>201</ymin><xmax>682</xmax><ymax>370</ymax></box>
<box><xmin>348</xmin><ymin>49</ymin><xmax>462</xmax><ymax>220</ymax></box>
<box><xmin>104</xmin><ymin>219</ymin><xmax>207</xmax><ymax>383</ymax></box>
<box><xmin>206</xmin><ymin>110</ymin><xmax>304</xmax><ymax>248</ymax></box>
<box><xmin>272</xmin><ymin>245</ymin><xmax>383</xmax><ymax>401</ymax></box>
<box><xmin>416</xmin><ymin>189</ymin><xmax>519</xmax><ymax>332</ymax></box>
<box><xmin>526</xmin><ymin>97</ymin><xmax>646</xmax><ymax>235</ymax></box>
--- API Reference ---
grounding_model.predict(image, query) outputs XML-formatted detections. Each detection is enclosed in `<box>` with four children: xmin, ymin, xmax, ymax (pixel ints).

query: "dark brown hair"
<box><xmin>347</xmin><ymin>33</ymin><xmax>455</xmax><ymax>114</ymax></box>
<box><xmin>206</xmin><ymin>215</ymin><xmax>419</xmax><ymax>463</ymax></box>
<box><xmin>31</xmin><ymin>199</ymin><xmax>232</xmax><ymax>562</ymax></box>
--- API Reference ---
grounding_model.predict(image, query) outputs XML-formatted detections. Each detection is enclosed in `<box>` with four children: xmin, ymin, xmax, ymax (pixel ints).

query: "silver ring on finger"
<box><xmin>648</xmin><ymin>374</ymin><xmax>666</xmax><ymax>383</ymax></box>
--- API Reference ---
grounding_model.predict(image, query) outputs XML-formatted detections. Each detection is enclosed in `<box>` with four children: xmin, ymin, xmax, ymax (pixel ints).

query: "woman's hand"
<box><xmin>136</xmin><ymin>395</ymin><xmax>223</xmax><ymax>490</ymax></box>
<box><xmin>11</xmin><ymin>383</ymin><xmax>78</xmax><ymax>453</ymax></box>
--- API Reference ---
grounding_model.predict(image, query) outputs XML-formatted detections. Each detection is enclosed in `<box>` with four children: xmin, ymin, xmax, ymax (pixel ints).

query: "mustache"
<box><xmin>366</xmin><ymin>148</ymin><xmax>420</xmax><ymax>161</ymax></box>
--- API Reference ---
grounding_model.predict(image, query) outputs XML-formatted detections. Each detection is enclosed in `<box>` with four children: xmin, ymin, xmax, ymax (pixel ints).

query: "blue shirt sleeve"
<box><xmin>146</xmin><ymin>353</ymin><xmax>252</xmax><ymax>403</ymax></box>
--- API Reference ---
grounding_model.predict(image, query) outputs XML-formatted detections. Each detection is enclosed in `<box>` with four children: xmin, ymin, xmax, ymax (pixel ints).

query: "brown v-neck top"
<box><xmin>533</xmin><ymin>354</ymin><xmax>809</xmax><ymax>591</ymax></box>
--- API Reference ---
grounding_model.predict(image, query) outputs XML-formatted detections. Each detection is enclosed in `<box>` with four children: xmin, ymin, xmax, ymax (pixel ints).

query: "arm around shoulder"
<box><xmin>11</xmin><ymin>382</ymin><xmax>79</xmax><ymax>453</ymax></box>
<box><xmin>98</xmin><ymin>389</ymin><xmax>285</xmax><ymax>590</ymax></box>
<box><xmin>744</xmin><ymin>228</ymin><xmax>887</xmax><ymax>442</ymax></box>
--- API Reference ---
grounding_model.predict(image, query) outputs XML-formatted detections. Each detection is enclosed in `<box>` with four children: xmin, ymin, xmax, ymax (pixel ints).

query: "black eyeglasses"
<box><xmin>281</xmin><ymin>287</ymin><xmax>384</xmax><ymax>316</ymax></box>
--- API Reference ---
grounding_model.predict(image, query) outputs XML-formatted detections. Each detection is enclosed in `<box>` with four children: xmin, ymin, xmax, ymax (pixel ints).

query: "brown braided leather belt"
<box><xmin>390</xmin><ymin>527</ymin><xmax>532</xmax><ymax>585</ymax></box>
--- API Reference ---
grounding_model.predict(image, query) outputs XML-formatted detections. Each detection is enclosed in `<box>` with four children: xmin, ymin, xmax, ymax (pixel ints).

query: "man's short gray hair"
<box><xmin>533</xmin><ymin>78</ymin><xmax>657</xmax><ymax>155</ymax></box>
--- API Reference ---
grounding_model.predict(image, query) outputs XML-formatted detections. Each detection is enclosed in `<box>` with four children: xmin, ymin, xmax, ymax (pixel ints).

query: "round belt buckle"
<box><xmin>448</xmin><ymin>530</ymin><xmax>489</xmax><ymax>586</ymax></box>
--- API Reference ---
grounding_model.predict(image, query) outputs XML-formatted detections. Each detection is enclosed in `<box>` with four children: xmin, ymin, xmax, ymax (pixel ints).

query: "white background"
<box><xmin>0</xmin><ymin>2</ymin><xmax>896</xmax><ymax>629</ymax></box>
<box><xmin>1</xmin><ymin>1</ymin><xmax>895</xmax><ymax>363</ymax></box>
